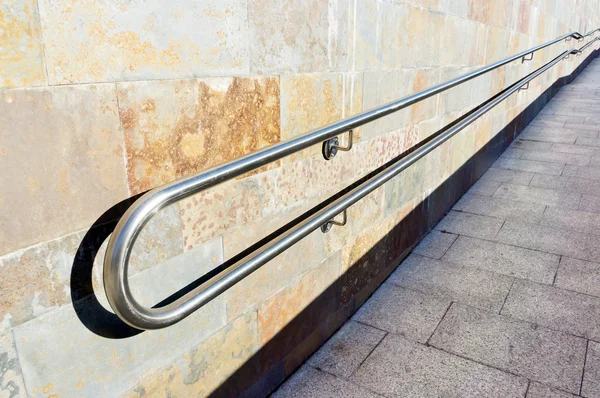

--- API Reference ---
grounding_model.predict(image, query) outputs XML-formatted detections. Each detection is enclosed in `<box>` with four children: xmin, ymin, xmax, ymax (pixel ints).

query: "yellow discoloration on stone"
<box><xmin>0</xmin><ymin>0</ymin><xmax>46</xmax><ymax>88</ymax></box>
<box><xmin>118</xmin><ymin>76</ymin><xmax>280</xmax><ymax>194</ymax></box>
<box><xmin>43</xmin><ymin>383</ymin><xmax>55</xmax><ymax>394</ymax></box>
<box><xmin>280</xmin><ymin>72</ymin><xmax>363</xmax><ymax>163</ymax></box>
<box><xmin>124</xmin><ymin>312</ymin><xmax>258</xmax><ymax>398</ymax></box>
<box><xmin>38</xmin><ymin>0</ymin><xmax>249</xmax><ymax>84</ymax></box>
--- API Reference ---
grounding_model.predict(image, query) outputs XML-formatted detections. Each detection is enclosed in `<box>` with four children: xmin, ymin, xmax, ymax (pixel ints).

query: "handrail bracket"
<box><xmin>321</xmin><ymin>210</ymin><xmax>347</xmax><ymax>233</ymax></box>
<box><xmin>323</xmin><ymin>129</ymin><xmax>354</xmax><ymax>160</ymax></box>
<box><xmin>522</xmin><ymin>53</ymin><xmax>534</xmax><ymax>63</ymax></box>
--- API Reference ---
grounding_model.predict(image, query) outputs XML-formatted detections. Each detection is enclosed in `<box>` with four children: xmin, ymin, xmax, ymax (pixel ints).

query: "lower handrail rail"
<box><xmin>104</xmin><ymin>35</ymin><xmax>599</xmax><ymax>330</ymax></box>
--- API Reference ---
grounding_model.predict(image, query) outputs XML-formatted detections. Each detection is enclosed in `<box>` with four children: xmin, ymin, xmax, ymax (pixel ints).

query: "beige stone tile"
<box><xmin>0</xmin><ymin>233</ymin><xmax>81</xmax><ymax>333</ymax></box>
<box><xmin>124</xmin><ymin>312</ymin><xmax>258</xmax><ymax>398</ymax></box>
<box><xmin>379</xmin><ymin>4</ymin><xmax>444</xmax><ymax>69</ymax></box>
<box><xmin>442</xmin><ymin>17</ymin><xmax>476</xmax><ymax>67</ymax></box>
<box><xmin>38</xmin><ymin>0</ymin><xmax>249</xmax><ymax>84</ymax></box>
<box><xmin>438</xmin><ymin>67</ymin><xmax>473</xmax><ymax>117</ymax></box>
<box><xmin>279</xmin><ymin>72</ymin><xmax>362</xmax><ymax>163</ymax></box>
<box><xmin>468</xmin><ymin>0</ymin><xmax>505</xmax><ymax>25</ymax></box>
<box><xmin>222</xmin><ymin>212</ymin><xmax>326</xmax><ymax>321</ymax></box>
<box><xmin>352</xmin><ymin>0</ymin><xmax>380</xmax><ymax>70</ymax></box>
<box><xmin>323</xmin><ymin>186</ymin><xmax>384</xmax><ymax>257</ymax></box>
<box><xmin>248</xmin><ymin>0</ymin><xmax>349</xmax><ymax>74</ymax></box>
<box><xmin>0</xmin><ymin>0</ymin><xmax>46</xmax><ymax>88</ymax></box>
<box><xmin>384</xmin><ymin>157</ymin><xmax>425</xmax><ymax>218</ymax></box>
<box><xmin>0</xmin><ymin>332</ymin><xmax>27</xmax><ymax>397</ymax></box>
<box><xmin>341</xmin><ymin>213</ymin><xmax>398</xmax><ymax>274</ymax></box>
<box><xmin>361</xmin><ymin>69</ymin><xmax>415</xmax><ymax>140</ymax></box>
<box><xmin>0</xmin><ymin>203</ymin><xmax>182</xmax><ymax>333</ymax></box>
<box><xmin>411</xmin><ymin>68</ymin><xmax>440</xmax><ymax>124</ymax></box>
<box><xmin>273</xmin><ymin>158</ymin><xmax>311</xmax><ymax>206</ymax></box>
<box><xmin>0</xmin><ymin>85</ymin><xmax>128</xmax><ymax>255</ymax></box>
<box><xmin>257</xmin><ymin>252</ymin><xmax>341</xmax><ymax>345</ymax></box>
<box><xmin>117</xmin><ymin>76</ymin><xmax>280</xmax><ymax>194</ymax></box>
<box><xmin>13</xmin><ymin>245</ymin><xmax>227</xmax><ymax>397</ymax></box>
<box><xmin>179</xmin><ymin>167</ymin><xmax>278</xmax><ymax>251</ymax></box>
<box><xmin>438</xmin><ymin>0</ymin><xmax>469</xmax><ymax>17</ymax></box>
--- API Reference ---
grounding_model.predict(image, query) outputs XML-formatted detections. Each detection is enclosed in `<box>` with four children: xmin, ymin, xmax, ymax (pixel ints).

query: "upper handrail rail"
<box><xmin>104</xmin><ymin>31</ymin><xmax>600</xmax><ymax>330</ymax></box>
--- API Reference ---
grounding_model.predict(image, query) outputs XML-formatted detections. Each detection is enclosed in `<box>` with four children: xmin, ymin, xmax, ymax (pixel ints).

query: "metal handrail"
<box><xmin>104</xmin><ymin>31</ymin><xmax>600</xmax><ymax>330</ymax></box>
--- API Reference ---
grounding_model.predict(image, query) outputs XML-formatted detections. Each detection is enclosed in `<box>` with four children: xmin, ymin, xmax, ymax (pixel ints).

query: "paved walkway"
<box><xmin>273</xmin><ymin>58</ymin><xmax>600</xmax><ymax>397</ymax></box>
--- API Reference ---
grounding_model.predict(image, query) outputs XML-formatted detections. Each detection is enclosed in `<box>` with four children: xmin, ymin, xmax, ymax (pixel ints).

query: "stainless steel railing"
<box><xmin>104</xmin><ymin>30</ymin><xmax>600</xmax><ymax>330</ymax></box>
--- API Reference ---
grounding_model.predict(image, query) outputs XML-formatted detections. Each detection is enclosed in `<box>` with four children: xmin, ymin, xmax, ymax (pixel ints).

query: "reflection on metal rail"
<box><xmin>104</xmin><ymin>31</ymin><xmax>600</xmax><ymax>330</ymax></box>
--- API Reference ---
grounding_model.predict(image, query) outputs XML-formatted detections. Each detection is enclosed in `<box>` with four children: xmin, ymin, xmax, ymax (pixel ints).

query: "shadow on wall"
<box><xmin>67</xmin><ymin>50</ymin><xmax>599</xmax><ymax>391</ymax></box>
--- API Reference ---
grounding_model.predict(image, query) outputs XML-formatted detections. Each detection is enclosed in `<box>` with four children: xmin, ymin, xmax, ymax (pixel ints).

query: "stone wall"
<box><xmin>1</xmin><ymin>0</ymin><xmax>599</xmax><ymax>396</ymax></box>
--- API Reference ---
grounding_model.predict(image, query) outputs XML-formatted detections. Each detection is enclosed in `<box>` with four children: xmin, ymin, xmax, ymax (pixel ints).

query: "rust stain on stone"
<box><xmin>119</xmin><ymin>76</ymin><xmax>281</xmax><ymax>194</ymax></box>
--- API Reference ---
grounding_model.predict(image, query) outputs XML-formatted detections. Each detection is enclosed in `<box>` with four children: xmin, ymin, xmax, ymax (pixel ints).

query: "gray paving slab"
<box><xmin>466</xmin><ymin>179</ymin><xmax>502</xmax><ymax>196</ymax></box>
<box><xmin>563</xmin><ymin>164</ymin><xmax>600</xmax><ymax>181</ymax></box>
<box><xmin>429</xmin><ymin>304</ymin><xmax>587</xmax><ymax>394</ymax></box>
<box><xmin>412</xmin><ymin>230</ymin><xmax>457</xmax><ymax>259</ymax></box>
<box><xmin>479</xmin><ymin>167</ymin><xmax>534</xmax><ymax>185</ymax></box>
<box><xmin>512</xmin><ymin>139</ymin><xmax>554</xmax><ymax>151</ymax></box>
<box><xmin>495</xmin><ymin>220</ymin><xmax>600</xmax><ymax>262</ymax></box>
<box><xmin>582</xmin><ymin>341</ymin><xmax>600</xmax><ymax>398</ymax></box>
<box><xmin>434</xmin><ymin>211</ymin><xmax>504</xmax><ymax>240</ymax></box>
<box><xmin>529</xmin><ymin>175</ymin><xmax>600</xmax><ymax>198</ymax></box>
<box><xmin>520</xmin><ymin>150</ymin><xmax>591</xmax><ymax>166</ymax></box>
<box><xmin>565</xmin><ymin>122</ymin><xmax>600</xmax><ymax>133</ymax></box>
<box><xmin>388</xmin><ymin>254</ymin><xmax>513</xmax><ymax>313</ymax></box>
<box><xmin>453</xmin><ymin>193</ymin><xmax>546</xmax><ymax>224</ymax></box>
<box><xmin>580</xmin><ymin>194</ymin><xmax>600</xmax><ymax>213</ymax></box>
<box><xmin>525</xmin><ymin>127</ymin><xmax>599</xmax><ymax>139</ymax></box>
<box><xmin>352</xmin><ymin>283</ymin><xmax>449</xmax><ymax>343</ymax></box>
<box><xmin>575</xmin><ymin>137</ymin><xmax>600</xmax><ymax>147</ymax></box>
<box><xmin>502</xmin><ymin>279</ymin><xmax>600</xmax><ymax>340</ymax></box>
<box><xmin>528</xmin><ymin>174</ymin><xmax>570</xmax><ymax>190</ymax></box>
<box><xmin>529</xmin><ymin>119</ymin><xmax>568</xmax><ymax>128</ymax></box>
<box><xmin>493</xmin><ymin>183</ymin><xmax>581</xmax><ymax>209</ymax></box>
<box><xmin>499</xmin><ymin>147</ymin><xmax>524</xmax><ymax>159</ymax></box>
<box><xmin>541</xmin><ymin>206</ymin><xmax>600</xmax><ymax>235</ymax></box>
<box><xmin>589</xmin><ymin>155</ymin><xmax>600</xmax><ymax>166</ymax></box>
<box><xmin>272</xmin><ymin>366</ymin><xmax>381</xmax><ymax>398</ymax></box>
<box><xmin>351</xmin><ymin>334</ymin><xmax>528</xmax><ymax>398</ymax></box>
<box><xmin>519</xmin><ymin>132</ymin><xmax>577</xmax><ymax>144</ymax></box>
<box><xmin>492</xmin><ymin>157</ymin><xmax>565</xmax><ymax>175</ymax></box>
<box><xmin>555</xmin><ymin>257</ymin><xmax>600</xmax><ymax>298</ymax></box>
<box><xmin>307</xmin><ymin>321</ymin><xmax>386</xmax><ymax>379</ymax></box>
<box><xmin>526</xmin><ymin>382</ymin><xmax>578</xmax><ymax>398</ymax></box>
<box><xmin>443</xmin><ymin>236</ymin><xmax>559</xmax><ymax>284</ymax></box>
<box><xmin>551</xmin><ymin>143</ymin><xmax>599</xmax><ymax>155</ymax></box>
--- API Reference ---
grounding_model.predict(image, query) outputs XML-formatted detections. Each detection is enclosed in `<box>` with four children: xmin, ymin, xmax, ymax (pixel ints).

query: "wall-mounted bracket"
<box><xmin>518</xmin><ymin>82</ymin><xmax>530</xmax><ymax>92</ymax></box>
<box><xmin>321</xmin><ymin>210</ymin><xmax>347</xmax><ymax>233</ymax></box>
<box><xmin>323</xmin><ymin>130</ymin><xmax>354</xmax><ymax>160</ymax></box>
<box><xmin>521</xmin><ymin>53</ymin><xmax>534</xmax><ymax>63</ymax></box>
